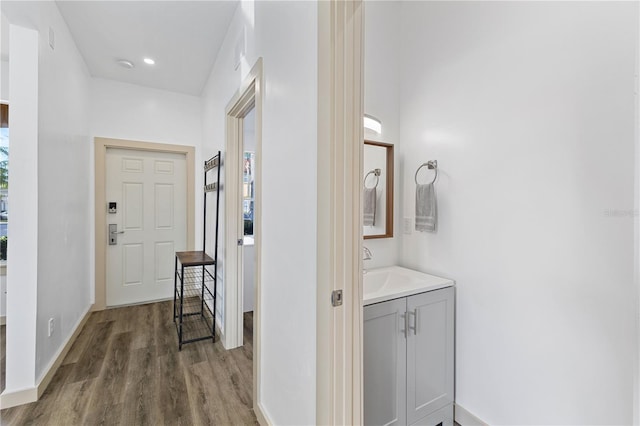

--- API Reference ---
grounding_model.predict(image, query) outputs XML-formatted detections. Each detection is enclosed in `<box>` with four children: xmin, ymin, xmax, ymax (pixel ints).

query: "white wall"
<box><xmin>0</xmin><ymin>0</ymin><xmax>93</xmax><ymax>398</ymax></box>
<box><xmin>363</xmin><ymin>1</ymin><xmax>400</xmax><ymax>268</ymax></box>
<box><xmin>4</xmin><ymin>23</ymin><xmax>39</xmax><ymax>395</ymax></box>
<box><xmin>201</xmin><ymin>1</ymin><xmax>317</xmax><ymax>423</ymax></box>
<box><xmin>89</xmin><ymin>77</ymin><xmax>203</xmax><ymax>277</ymax></box>
<box><xmin>31</xmin><ymin>3</ymin><xmax>91</xmax><ymax>384</ymax></box>
<box><xmin>1</xmin><ymin>12</ymin><xmax>9</xmax><ymax>101</ymax></box>
<box><xmin>1</xmin><ymin>275</ymin><xmax>5</xmax><ymax>320</ymax></box>
<box><xmin>397</xmin><ymin>2</ymin><xmax>637</xmax><ymax>423</ymax></box>
<box><xmin>253</xmin><ymin>3</ymin><xmax>318</xmax><ymax>421</ymax></box>
<box><xmin>90</xmin><ymin>78</ymin><xmax>202</xmax><ymax>148</ymax></box>
<box><xmin>1</xmin><ymin>60</ymin><xmax>8</xmax><ymax>101</ymax></box>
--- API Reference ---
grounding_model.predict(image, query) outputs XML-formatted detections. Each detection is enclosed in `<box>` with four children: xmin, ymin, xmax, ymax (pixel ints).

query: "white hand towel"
<box><xmin>363</xmin><ymin>187</ymin><xmax>376</xmax><ymax>226</ymax></box>
<box><xmin>416</xmin><ymin>183</ymin><xmax>436</xmax><ymax>232</ymax></box>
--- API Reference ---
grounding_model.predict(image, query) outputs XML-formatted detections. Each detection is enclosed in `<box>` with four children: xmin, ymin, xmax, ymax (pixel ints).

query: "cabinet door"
<box><xmin>406</xmin><ymin>287</ymin><xmax>454</xmax><ymax>424</ymax></box>
<box><xmin>364</xmin><ymin>298</ymin><xmax>407</xmax><ymax>426</ymax></box>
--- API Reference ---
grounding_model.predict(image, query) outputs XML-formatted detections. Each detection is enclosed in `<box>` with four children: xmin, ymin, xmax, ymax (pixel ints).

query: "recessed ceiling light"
<box><xmin>143</xmin><ymin>58</ymin><xmax>155</xmax><ymax>65</ymax></box>
<box><xmin>116</xmin><ymin>59</ymin><xmax>135</xmax><ymax>69</ymax></box>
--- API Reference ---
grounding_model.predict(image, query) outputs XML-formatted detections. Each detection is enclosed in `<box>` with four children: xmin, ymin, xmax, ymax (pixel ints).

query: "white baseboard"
<box><xmin>0</xmin><ymin>315</ymin><xmax>5</xmax><ymax>325</ymax></box>
<box><xmin>0</xmin><ymin>386</ymin><xmax>38</xmax><ymax>409</ymax></box>
<box><xmin>0</xmin><ymin>303</ymin><xmax>93</xmax><ymax>409</ymax></box>
<box><xmin>455</xmin><ymin>403</ymin><xmax>488</xmax><ymax>426</ymax></box>
<box><xmin>255</xmin><ymin>401</ymin><xmax>273</xmax><ymax>426</ymax></box>
<box><xmin>36</xmin><ymin>304</ymin><xmax>93</xmax><ymax>398</ymax></box>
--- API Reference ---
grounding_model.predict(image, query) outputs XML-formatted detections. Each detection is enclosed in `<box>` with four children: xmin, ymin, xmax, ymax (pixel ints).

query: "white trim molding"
<box><xmin>455</xmin><ymin>403</ymin><xmax>489</xmax><ymax>426</ymax></box>
<box><xmin>316</xmin><ymin>1</ymin><xmax>365</xmax><ymax>424</ymax></box>
<box><xmin>0</xmin><ymin>387</ymin><xmax>38</xmax><ymax>409</ymax></box>
<box><xmin>634</xmin><ymin>4</ymin><xmax>640</xmax><ymax>424</ymax></box>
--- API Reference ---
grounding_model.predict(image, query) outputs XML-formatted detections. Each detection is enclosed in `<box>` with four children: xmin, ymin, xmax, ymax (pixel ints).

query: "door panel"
<box><xmin>154</xmin><ymin>184</ymin><xmax>174</xmax><ymax>229</ymax></box>
<box><xmin>364</xmin><ymin>298</ymin><xmax>407</xmax><ymax>426</ymax></box>
<box><xmin>155</xmin><ymin>241</ymin><xmax>174</xmax><ymax>285</ymax></box>
<box><xmin>122</xmin><ymin>157</ymin><xmax>143</xmax><ymax>173</ymax></box>
<box><xmin>123</xmin><ymin>183</ymin><xmax>143</xmax><ymax>230</ymax></box>
<box><xmin>155</xmin><ymin>160</ymin><xmax>174</xmax><ymax>174</ymax></box>
<box><xmin>106</xmin><ymin>148</ymin><xmax>187</xmax><ymax>306</ymax></box>
<box><xmin>123</xmin><ymin>243</ymin><xmax>143</xmax><ymax>286</ymax></box>
<box><xmin>406</xmin><ymin>287</ymin><xmax>454</xmax><ymax>424</ymax></box>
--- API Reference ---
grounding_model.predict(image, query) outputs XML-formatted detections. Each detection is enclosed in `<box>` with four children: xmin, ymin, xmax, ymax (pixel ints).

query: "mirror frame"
<box><xmin>364</xmin><ymin>140</ymin><xmax>394</xmax><ymax>239</ymax></box>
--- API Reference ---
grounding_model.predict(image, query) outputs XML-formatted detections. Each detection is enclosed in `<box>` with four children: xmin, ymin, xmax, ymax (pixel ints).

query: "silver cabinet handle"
<box><xmin>409</xmin><ymin>308</ymin><xmax>418</xmax><ymax>335</ymax></box>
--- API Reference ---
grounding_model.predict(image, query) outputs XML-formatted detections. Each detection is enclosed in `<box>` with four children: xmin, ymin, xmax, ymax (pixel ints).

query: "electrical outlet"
<box><xmin>403</xmin><ymin>217</ymin><xmax>412</xmax><ymax>234</ymax></box>
<box><xmin>48</xmin><ymin>318</ymin><xmax>54</xmax><ymax>337</ymax></box>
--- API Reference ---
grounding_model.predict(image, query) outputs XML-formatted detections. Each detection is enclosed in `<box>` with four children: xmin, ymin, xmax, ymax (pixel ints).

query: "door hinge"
<box><xmin>331</xmin><ymin>289</ymin><xmax>343</xmax><ymax>307</ymax></box>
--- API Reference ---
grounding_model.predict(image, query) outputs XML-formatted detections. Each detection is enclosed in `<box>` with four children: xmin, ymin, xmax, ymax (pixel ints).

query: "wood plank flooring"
<box><xmin>1</xmin><ymin>301</ymin><xmax>256</xmax><ymax>425</ymax></box>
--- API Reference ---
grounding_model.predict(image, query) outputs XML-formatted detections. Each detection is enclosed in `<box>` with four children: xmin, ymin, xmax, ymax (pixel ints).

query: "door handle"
<box><xmin>408</xmin><ymin>308</ymin><xmax>418</xmax><ymax>335</ymax></box>
<box><xmin>108</xmin><ymin>224</ymin><xmax>124</xmax><ymax>245</ymax></box>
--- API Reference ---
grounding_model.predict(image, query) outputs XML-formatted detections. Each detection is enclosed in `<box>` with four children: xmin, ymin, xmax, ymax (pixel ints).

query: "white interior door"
<box><xmin>106</xmin><ymin>148</ymin><xmax>187</xmax><ymax>307</ymax></box>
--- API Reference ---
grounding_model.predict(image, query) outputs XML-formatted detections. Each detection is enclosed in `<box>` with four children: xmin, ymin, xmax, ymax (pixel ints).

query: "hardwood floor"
<box><xmin>1</xmin><ymin>302</ymin><xmax>256</xmax><ymax>425</ymax></box>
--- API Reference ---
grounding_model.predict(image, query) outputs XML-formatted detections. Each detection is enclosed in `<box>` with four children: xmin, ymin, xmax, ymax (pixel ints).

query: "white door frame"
<box><xmin>317</xmin><ymin>1</ymin><xmax>365</xmax><ymax>424</ymax></box>
<box><xmin>94</xmin><ymin>137</ymin><xmax>195</xmax><ymax>311</ymax></box>
<box><xmin>223</xmin><ymin>58</ymin><xmax>267</xmax><ymax>424</ymax></box>
<box><xmin>635</xmin><ymin>4</ymin><xmax>640</xmax><ymax>422</ymax></box>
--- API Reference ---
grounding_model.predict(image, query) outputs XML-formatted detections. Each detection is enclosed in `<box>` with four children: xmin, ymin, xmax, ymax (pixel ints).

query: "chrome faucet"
<box><xmin>363</xmin><ymin>246</ymin><xmax>373</xmax><ymax>261</ymax></box>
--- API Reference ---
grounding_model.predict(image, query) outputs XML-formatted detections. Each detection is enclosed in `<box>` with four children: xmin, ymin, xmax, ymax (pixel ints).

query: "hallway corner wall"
<box><xmin>0</xmin><ymin>0</ymin><xmax>93</xmax><ymax>396</ymax></box>
<box><xmin>201</xmin><ymin>1</ymin><xmax>319</xmax><ymax>423</ymax></box>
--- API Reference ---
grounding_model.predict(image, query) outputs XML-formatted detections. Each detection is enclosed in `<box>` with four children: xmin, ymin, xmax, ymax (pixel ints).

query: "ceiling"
<box><xmin>55</xmin><ymin>1</ymin><xmax>238</xmax><ymax>96</ymax></box>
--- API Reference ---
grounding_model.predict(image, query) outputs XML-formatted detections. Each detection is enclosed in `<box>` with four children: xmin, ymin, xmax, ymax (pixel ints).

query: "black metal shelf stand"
<box><xmin>173</xmin><ymin>151</ymin><xmax>221</xmax><ymax>350</ymax></box>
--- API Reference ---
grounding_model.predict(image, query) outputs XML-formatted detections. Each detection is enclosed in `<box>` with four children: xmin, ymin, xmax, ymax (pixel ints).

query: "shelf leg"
<box><xmin>173</xmin><ymin>255</ymin><xmax>178</xmax><ymax>322</ymax></box>
<box><xmin>179</xmin><ymin>263</ymin><xmax>185</xmax><ymax>351</ymax></box>
<box><xmin>201</xmin><ymin>265</ymin><xmax>205</xmax><ymax>318</ymax></box>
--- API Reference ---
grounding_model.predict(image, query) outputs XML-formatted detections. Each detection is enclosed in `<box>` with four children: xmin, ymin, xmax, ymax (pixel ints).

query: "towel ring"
<box><xmin>364</xmin><ymin>168</ymin><xmax>381</xmax><ymax>189</ymax></box>
<box><xmin>415</xmin><ymin>160</ymin><xmax>438</xmax><ymax>185</ymax></box>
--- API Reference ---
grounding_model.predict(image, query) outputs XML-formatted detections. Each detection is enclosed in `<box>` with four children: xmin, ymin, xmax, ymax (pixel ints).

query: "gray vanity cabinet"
<box><xmin>364</xmin><ymin>297</ymin><xmax>407</xmax><ymax>426</ymax></box>
<box><xmin>364</xmin><ymin>287</ymin><xmax>454</xmax><ymax>426</ymax></box>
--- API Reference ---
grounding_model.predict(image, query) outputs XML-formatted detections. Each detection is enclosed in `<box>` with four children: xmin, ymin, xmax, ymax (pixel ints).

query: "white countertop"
<box><xmin>363</xmin><ymin>266</ymin><xmax>454</xmax><ymax>306</ymax></box>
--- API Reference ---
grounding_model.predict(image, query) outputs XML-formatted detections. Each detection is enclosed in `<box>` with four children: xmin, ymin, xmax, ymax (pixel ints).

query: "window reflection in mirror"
<box><xmin>363</xmin><ymin>140</ymin><xmax>393</xmax><ymax>239</ymax></box>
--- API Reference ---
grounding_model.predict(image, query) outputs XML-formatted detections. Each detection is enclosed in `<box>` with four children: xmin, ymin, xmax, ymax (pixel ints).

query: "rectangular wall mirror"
<box><xmin>363</xmin><ymin>140</ymin><xmax>394</xmax><ymax>239</ymax></box>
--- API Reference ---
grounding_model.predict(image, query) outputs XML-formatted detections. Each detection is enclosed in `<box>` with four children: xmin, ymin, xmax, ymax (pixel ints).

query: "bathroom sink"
<box><xmin>363</xmin><ymin>266</ymin><xmax>453</xmax><ymax>306</ymax></box>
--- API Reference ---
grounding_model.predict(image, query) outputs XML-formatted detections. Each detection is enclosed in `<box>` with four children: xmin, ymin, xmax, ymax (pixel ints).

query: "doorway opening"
<box><xmin>241</xmin><ymin>107</ymin><xmax>256</xmax><ymax>346</ymax></box>
<box><xmin>223</xmin><ymin>58</ymin><xmax>266</xmax><ymax>423</ymax></box>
